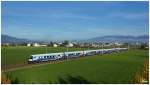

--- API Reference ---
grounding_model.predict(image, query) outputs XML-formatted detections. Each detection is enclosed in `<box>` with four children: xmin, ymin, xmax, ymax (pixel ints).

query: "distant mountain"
<box><xmin>136</xmin><ymin>35</ymin><xmax>149</xmax><ymax>39</ymax></box>
<box><xmin>1</xmin><ymin>34</ymin><xmax>35</xmax><ymax>44</ymax></box>
<box><xmin>86</xmin><ymin>35</ymin><xmax>149</xmax><ymax>43</ymax></box>
<box><xmin>1</xmin><ymin>34</ymin><xmax>149</xmax><ymax>44</ymax></box>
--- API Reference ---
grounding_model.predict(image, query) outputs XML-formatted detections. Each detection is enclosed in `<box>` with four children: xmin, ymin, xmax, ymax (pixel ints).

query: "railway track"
<box><xmin>2</xmin><ymin>57</ymin><xmax>85</xmax><ymax>72</ymax></box>
<box><xmin>2</xmin><ymin>49</ymin><xmax>126</xmax><ymax>72</ymax></box>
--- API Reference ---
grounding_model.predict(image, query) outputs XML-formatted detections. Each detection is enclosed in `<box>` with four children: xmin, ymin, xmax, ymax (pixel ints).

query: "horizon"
<box><xmin>2</xmin><ymin>1</ymin><xmax>149</xmax><ymax>41</ymax></box>
<box><xmin>2</xmin><ymin>34</ymin><xmax>148</xmax><ymax>42</ymax></box>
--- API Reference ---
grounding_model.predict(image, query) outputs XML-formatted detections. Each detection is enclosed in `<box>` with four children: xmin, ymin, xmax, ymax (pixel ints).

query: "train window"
<box><xmin>44</xmin><ymin>56</ymin><xmax>46</xmax><ymax>58</ymax></box>
<box><xmin>77</xmin><ymin>53</ymin><xmax>80</xmax><ymax>55</ymax></box>
<box><xmin>47</xmin><ymin>56</ymin><xmax>49</xmax><ymax>58</ymax></box>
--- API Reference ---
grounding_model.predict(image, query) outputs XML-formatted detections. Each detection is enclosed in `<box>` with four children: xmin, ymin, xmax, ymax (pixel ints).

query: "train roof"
<box><xmin>31</xmin><ymin>52</ymin><xmax>64</xmax><ymax>56</ymax></box>
<box><xmin>64</xmin><ymin>51</ymin><xmax>83</xmax><ymax>54</ymax></box>
<box><xmin>31</xmin><ymin>48</ymin><xmax>127</xmax><ymax>56</ymax></box>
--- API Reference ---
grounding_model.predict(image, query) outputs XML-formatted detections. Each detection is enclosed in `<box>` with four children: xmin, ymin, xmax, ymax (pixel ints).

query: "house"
<box><xmin>53</xmin><ymin>44</ymin><xmax>58</xmax><ymax>47</ymax></box>
<box><xmin>27</xmin><ymin>43</ymin><xmax>31</xmax><ymax>47</ymax></box>
<box><xmin>114</xmin><ymin>42</ymin><xmax>122</xmax><ymax>46</ymax></box>
<box><xmin>33</xmin><ymin>43</ymin><xmax>39</xmax><ymax>47</ymax></box>
<box><xmin>66</xmin><ymin>43</ymin><xmax>74</xmax><ymax>47</ymax></box>
<box><xmin>91</xmin><ymin>43</ymin><xmax>99</xmax><ymax>47</ymax></box>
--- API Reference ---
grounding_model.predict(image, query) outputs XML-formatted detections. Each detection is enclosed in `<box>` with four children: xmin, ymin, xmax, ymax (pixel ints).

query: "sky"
<box><xmin>1</xmin><ymin>1</ymin><xmax>149</xmax><ymax>41</ymax></box>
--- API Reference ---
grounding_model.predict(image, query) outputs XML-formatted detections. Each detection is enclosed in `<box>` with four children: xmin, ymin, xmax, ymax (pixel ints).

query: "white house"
<box><xmin>33</xmin><ymin>43</ymin><xmax>39</xmax><ymax>47</ymax></box>
<box><xmin>27</xmin><ymin>43</ymin><xmax>31</xmax><ymax>47</ymax></box>
<box><xmin>53</xmin><ymin>44</ymin><xmax>58</xmax><ymax>47</ymax></box>
<box><xmin>114</xmin><ymin>42</ymin><xmax>122</xmax><ymax>46</ymax></box>
<box><xmin>66</xmin><ymin>43</ymin><xmax>74</xmax><ymax>47</ymax></box>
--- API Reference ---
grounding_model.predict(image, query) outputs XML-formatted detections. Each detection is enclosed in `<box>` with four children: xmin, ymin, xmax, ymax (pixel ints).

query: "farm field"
<box><xmin>2</xmin><ymin>49</ymin><xmax>148</xmax><ymax>84</ymax></box>
<box><xmin>1</xmin><ymin>46</ymin><xmax>95</xmax><ymax>66</ymax></box>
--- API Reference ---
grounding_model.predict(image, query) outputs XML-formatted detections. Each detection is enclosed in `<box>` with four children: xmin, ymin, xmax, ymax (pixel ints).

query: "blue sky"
<box><xmin>2</xmin><ymin>1</ymin><xmax>149</xmax><ymax>41</ymax></box>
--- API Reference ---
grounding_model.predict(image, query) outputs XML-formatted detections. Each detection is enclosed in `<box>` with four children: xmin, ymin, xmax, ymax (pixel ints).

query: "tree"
<box><xmin>63</xmin><ymin>40</ymin><xmax>69</xmax><ymax>46</ymax></box>
<box><xmin>48</xmin><ymin>42</ymin><xmax>53</xmax><ymax>47</ymax></box>
<box><xmin>140</xmin><ymin>43</ymin><xmax>148</xmax><ymax>50</ymax></box>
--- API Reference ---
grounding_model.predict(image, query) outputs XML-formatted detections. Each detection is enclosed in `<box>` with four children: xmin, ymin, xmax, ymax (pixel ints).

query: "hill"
<box><xmin>1</xmin><ymin>34</ymin><xmax>32</xmax><ymax>44</ymax></box>
<box><xmin>86</xmin><ymin>35</ymin><xmax>148</xmax><ymax>43</ymax></box>
<box><xmin>1</xmin><ymin>34</ymin><xmax>149</xmax><ymax>44</ymax></box>
<box><xmin>1</xmin><ymin>34</ymin><xmax>43</xmax><ymax>44</ymax></box>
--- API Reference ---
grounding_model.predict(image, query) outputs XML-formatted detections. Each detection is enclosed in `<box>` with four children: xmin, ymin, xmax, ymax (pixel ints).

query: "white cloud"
<box><xmin>109</xmin><ymin>12</ymin><xmax>148</xmax><ymax>20</ymax></box>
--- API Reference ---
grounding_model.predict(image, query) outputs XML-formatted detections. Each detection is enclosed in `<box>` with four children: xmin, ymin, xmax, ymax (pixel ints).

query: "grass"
<box><xmin>1</xmin><ymin>46</ymin><xmax>93</xmax><ymax>66</ymax></box>
<box><xmin>3</xmin><ymin>49</ymin><xmax>148</xmax><ymax>84</ymax></box>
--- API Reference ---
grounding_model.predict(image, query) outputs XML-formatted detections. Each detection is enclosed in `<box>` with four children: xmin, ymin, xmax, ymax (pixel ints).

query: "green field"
<box><xmin>3</xmin><ymin>49</ymin><xmax>148</xmax><ymax>84</ymax></box>
<box><xmin>2</xmin><ymin>47</ymin><xmax>93</xmax><ymax>66</ymax></box>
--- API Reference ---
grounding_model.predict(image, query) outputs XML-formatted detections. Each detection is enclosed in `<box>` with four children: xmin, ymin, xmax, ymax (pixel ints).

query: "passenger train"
<box><xmin>28</xmin><ymin>48</ymin><xmax>127</xmax><ymax>63</ymax></box>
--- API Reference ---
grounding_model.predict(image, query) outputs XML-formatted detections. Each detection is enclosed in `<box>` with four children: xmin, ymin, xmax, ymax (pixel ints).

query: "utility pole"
<box><xmin>102</xmin><ymin>42</ymin><xmax>103</xmax><ymax>54</ymax></box>
<box><xmin>128</xmin><ymin>43</ymin><xmax>130</xmax><ymax>50</ymax></box>
<box><xmin>88</xmin><ymin>43</ymin><xmax>90</xmax><ymax>50</ymax></box>
<box><xmin>66</xmin><ymin>46</ymin><xmax>69</xmax><ymax>60</ymax></box>
<box><xmin>67</xmin><ymin>47</ymin><xmax>68</xmax><ymax>52</ymax></box>
<box><xmin>114</xmin><ymin>42</ymin><xmax>116</xmax><ymax>49</ymax></box>
<box><xmin>135</xmin><ymin>42</ymin><xmax>136</xmax><ymax>50</ymax></box>
<box><xmin>46</xmin><ymin>45</ymin><xmax>47</xmax><ymax>54</ymax></box>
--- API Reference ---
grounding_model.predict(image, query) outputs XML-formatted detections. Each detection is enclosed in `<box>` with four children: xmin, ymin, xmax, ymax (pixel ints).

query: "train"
<box><xmin>28</xmin><ymin>48</ymin><xmax>127</xmax><ymax>63</ymax></box>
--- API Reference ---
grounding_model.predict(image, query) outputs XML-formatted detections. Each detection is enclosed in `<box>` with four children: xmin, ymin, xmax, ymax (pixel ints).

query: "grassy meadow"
<box><xmin>2</xmin><ymin>46</ymin><xmax>93</xmax><ymax>66</ymax></box>
<box><xmin>2</xmin><ymin>48</ymin><xmax>148</xmax><ymax>84</ymax></box>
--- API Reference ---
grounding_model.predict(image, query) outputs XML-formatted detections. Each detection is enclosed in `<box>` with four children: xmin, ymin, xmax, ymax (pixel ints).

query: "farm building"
<box><xmin>27</xmin><ymin>43</ymin><xmax>31</xmax><ymax>47</ymax></box>
<box><xmin>114</xmin><ymin>42</ymin><xmax>122</xmax><ymax>46</ymax></box>
<box><xmin>33</xmin><ymin>43</ymin><xmax>40</xmax><ymax>47</ymax></box>
<box><xmin>66</xmin><ymin>42</ymin><xmax>74</xmax><ymax>47</ymax></box>
<box><xmin>53</xmin><ymin>44</ymin><xmax>58</xmax><ymax>47</ymax></box>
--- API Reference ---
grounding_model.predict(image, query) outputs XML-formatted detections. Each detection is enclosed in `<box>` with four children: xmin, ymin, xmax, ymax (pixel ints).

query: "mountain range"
<box><xmin>86</xmin><ymin>35</ymin><xmax>149</xmax><ymax>43</ymax></box>
<box><xmin>2</xmin><ymin>34</ymin><xmax>30</xmax><ymax>44</ymax></box>
<box><xmin>1</xmin><ymin>34</ymin><xmax>149</xmax><ymax>44</ymax></box>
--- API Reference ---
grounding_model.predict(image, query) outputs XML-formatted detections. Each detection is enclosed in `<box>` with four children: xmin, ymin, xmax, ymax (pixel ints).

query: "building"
<box><xmin>3</xmin><ymin>43</ymin><xmax>10</xmax><ymax>46</ymax></box>
<box><xmin>27</xmin><ymin>43</ymin><xmax>31</xmax><ymax>47</ymax></box>
<box><xmin>114</xmin><ymin>42</ymin><xmax>122</xmax><ymax>46</ymax></box>
<box><xmin>53</xmin><ymin>44</ymin><xmax>58</xmax><ymax>47</ymax></box>
<box><xmin>40</xmin><ymin>45</ymin><xmax>47</xmax><ymax>47</ymax></box>
<box><xmin>33</xmin><ymin>43</ymin><xmax>40</xmax><ymax>47</ymax></box>
<box><xmin>66</xmin><ymin>43</ymin><xmax>74</xmax><ymax>47</ymax></box>
<box><xmin>91</xmin><ymin>43</ymin><xmax>99</xmax><ymax>47</ymax></box>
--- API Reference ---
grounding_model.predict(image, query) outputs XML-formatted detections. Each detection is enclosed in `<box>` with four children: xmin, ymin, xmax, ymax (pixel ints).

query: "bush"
<box><xmin>132</xmin><ymin>59</ymin><xmax>149</xmax><ymax>84</ymax></box>
<box><xmin>1</xmin><ymin>74</ymin><xmax>11</xmax><ymax>84</ymax></box>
